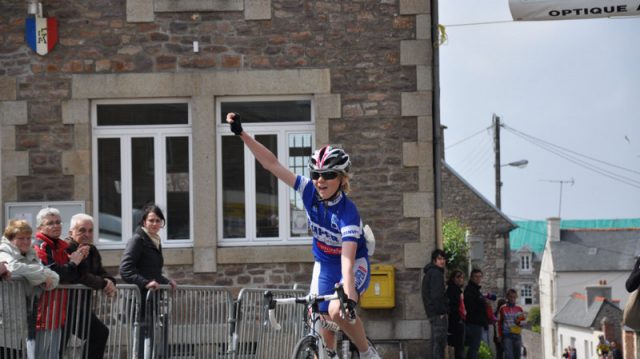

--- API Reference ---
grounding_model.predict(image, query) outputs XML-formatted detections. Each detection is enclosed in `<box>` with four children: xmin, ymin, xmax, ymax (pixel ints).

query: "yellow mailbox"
<box><xmin>360</xmin><ymin>264</ymin><xmax>395</xmax><ymax>309</ymax></box>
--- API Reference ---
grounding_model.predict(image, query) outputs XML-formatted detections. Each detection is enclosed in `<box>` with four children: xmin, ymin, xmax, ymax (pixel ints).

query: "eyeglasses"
<box><xmin>44</xmin><ymin>220</ymin><xmax>62</xmax><ymax>227</ymax></box>
<box><xmin>311</xmin><ymin>171</ymin><xmax>339</xmax><ymax>180</ymax></box>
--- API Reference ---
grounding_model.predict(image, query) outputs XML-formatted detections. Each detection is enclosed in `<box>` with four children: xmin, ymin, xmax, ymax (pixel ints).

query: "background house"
<box><xmin>0</xmin><ymin>0</ymin><xmax>440</xmax><ymax>357</ymax></box>
<box><xmin>510</xmin><ymin>218</ymin><xmax>640</xmax><ymax>310</ymax></box>
<box><xmin>554</xmin><ymin>290</ymin><xmax>622</xmax><ymax>359</ymax></box>
<box><xmin>539</xmin><ymin>217</ymin><xmax>640</xmax><ymax>359</ymax></box>
<box><xmin>441</xmin><ymin>161</ymin><xmax>517</xmax><ymax>296</ymax></box>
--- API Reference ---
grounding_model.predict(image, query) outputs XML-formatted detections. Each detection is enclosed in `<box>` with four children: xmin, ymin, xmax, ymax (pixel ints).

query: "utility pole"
<box><xmin>493</xmin><ymin>114</ymin><xmax>502</xmax><ymax>210</ymax></box>
<box><xmin>540</xmin><ymin>178</ymin><xmax>575</xmax><ymax>217</ymax></box>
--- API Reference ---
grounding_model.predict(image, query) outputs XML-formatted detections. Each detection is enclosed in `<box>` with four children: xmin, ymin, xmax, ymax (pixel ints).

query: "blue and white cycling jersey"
<box><xmin>294</xmin><ymin>175</ymin><xmax>369</xmax><ymax>264</ymax></box>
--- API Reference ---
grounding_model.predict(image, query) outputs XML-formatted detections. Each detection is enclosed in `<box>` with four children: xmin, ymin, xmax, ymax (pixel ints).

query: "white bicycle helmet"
<box><xmin>308</xmin><ymin>145</ymin><xmax>351</xmax><ymax>174</ymax></box>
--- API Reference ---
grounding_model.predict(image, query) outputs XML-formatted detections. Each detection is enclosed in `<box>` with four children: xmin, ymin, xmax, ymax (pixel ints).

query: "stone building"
<box><xmin>441</xmin><ymin>162</ymin><xmax>517</xmax><ymax>296</ymax></box>
<box><xmin>1</xmin><ymin>0</ymin><xmax>439</xmax><ymax>356</ymax></box>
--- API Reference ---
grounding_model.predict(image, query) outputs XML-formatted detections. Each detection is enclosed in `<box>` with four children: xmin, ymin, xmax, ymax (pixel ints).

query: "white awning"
<box><xmin>509</xmin><ymin>0</ymin><xmax>640</xmax><ymax>21</ymax></box>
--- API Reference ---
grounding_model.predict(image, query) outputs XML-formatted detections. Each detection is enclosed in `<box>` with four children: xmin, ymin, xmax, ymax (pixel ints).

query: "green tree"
<box><xmin>443</xmin><ymin>218</ymin><xmax>470</xmax><ymax>274</ymax></box>
<box><xmin>528</xmin><ymin>306</ymin><xmax>541</xmax><ymax>333</ymax></box>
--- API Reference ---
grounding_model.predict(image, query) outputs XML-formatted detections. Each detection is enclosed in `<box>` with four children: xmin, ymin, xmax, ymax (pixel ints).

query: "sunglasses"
<box><xmin>311</xmin><ymin>171</ymin><xmax>339</xmax><ymax>180</ymax></box>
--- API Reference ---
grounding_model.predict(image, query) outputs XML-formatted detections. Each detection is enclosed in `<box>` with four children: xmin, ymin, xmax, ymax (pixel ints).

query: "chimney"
<box><xmin>586</xmin><ymin>285</ymin><xmax>612</xmax><ymax>308</ymax></box>
<box><xmin>601</xmin><ymin>317</ymin><xmax>616</xmax><ymax>342</ymax></box>
<box><xmin>547</xmin><ymin>217</ymin><xmax>561</xmax><ymax>242</ymax></box>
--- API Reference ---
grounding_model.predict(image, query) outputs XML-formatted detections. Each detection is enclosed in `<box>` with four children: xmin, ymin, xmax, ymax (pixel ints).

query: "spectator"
<box><xmin>120</xmin><ymin>204</ymin><xmax>177</xmax><ymax>358</ymax></box>
<box><xmin>33</xmin><ymin>208</ymin><xmax>88</xmax><ymax>359</ymax></box>
<box><xmin>63</xmin><ymin>213</ymin><xmax>116</xmax><ymax>359</ymax></box>
<box><xmin>1</xmin><ymin>219</ymin><xmax>59</xmax><ymax>286</ymax></box>
<box><xmin>446</xmin><ymin>269</ymin><xmax>466</xmax><ymax>359</ymax></box>
<box><xmin>0</xmin><ymin>219</ymin><xmax>60</xmax><ymax>358</ymax></box>
<box><xmin>464</xmin><ymin>268</ymin><xmax>488</xmax><ymax>359</ymax></box>
<box><xmin>422</xmin><ymin>249</ymin><xmax>448</xmax><ymax>359</ymax></box>
<box><xmin>1</xmin><ymin>219</ymin><xmax>59</xmax><ymax>289</ymax></box>
<box><xmin>596</xmin><ymin>335</ymin><xmax>610</xmax><ymax>359</ymax></box>
<box><xmin>610</xmin><ymin>340</ymin><xmax>622</xmax><ymax>359</ymax></box>
<box><xmin>494</xmin><ymin>298</ymin><xmax>507</xmax><ymax>359</ymax></box>
<box><xmin>497</xmin><ymin>289</ymin><xmax>526</xmax><ymax>359</ymax></box>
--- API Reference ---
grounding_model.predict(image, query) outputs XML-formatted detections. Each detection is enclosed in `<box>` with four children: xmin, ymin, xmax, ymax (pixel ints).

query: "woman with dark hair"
<box><xmin>120</xmin><ymin>204</ymin><xmax>176</xmax><ymax>357</ymax></box>
<box><xmin>446</xmin><ymin>270</ymin><xmax>466</xmax><ymax>359</ymax></box>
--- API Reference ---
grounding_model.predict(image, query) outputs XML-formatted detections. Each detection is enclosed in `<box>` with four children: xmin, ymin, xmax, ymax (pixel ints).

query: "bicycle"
<box><xmin>263</xmin><ymin>284</ymin><xmax>374</xmax><ymax>359</ymax></box>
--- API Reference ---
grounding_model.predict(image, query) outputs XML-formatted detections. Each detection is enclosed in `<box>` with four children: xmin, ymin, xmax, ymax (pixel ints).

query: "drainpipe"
<box><xmin>431</xmin><ymin>0</ymin><xmax>443</xmax><ymax>249</ymax></box>
<box><xmin>27</xmin><ymin>0</ymin><xmax>40</xmax><ymax>16</ymax></box>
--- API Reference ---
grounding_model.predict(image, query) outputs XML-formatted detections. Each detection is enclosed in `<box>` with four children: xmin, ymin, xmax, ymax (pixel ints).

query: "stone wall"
<box><xmin>1</xmin><ymin>0</ymin><xmax>436</xmax><ymax>357</ymax></box>
<box><xmin>521</xmin><ymin>329</ymin><xmax>543</xmax><ymax>359</ymax></box>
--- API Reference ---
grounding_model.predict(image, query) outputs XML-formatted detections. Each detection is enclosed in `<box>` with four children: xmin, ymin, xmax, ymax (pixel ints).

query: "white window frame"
<box><xmin>520</xmin><ymin>252</ymin><xmax>532</xmax><ymax>273</ymax></box>
<box><xmin>92</xmin><ymin>98</ymin><xmax>193</xmax><ymax>249</ymax></box>
<box><xmin>216</xmin><ymin>96</ymin><xmax>315</xmax><ymax>247</ymax></box>
<box><xmin>520</xmin><ymin>283</ymin><xmax>533</xmax><ymax>305</ymax></box>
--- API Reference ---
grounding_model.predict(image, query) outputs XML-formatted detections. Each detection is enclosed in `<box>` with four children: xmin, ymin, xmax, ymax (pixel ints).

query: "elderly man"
<box><xmin>62</xmin><ymin>213</ymin><xmax>116</xmax><ymax>358</ymax></box>
<box><xmin>33</xmin><ymin>207</ymin><xmax>88</xmax><ymax>359</ymax></box>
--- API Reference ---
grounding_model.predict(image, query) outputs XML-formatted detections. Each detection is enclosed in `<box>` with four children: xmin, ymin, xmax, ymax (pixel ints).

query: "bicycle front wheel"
<box><xmin>291</xmin><ymin>335</ymin><xmax>320</xmax><ymax>359</ymax></box>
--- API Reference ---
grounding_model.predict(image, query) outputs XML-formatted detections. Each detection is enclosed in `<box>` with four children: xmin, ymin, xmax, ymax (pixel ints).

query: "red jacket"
<box><xmin>33</xmin><ymin>233</ymin><xmax>80</xmax><ymax>329</ymax></box>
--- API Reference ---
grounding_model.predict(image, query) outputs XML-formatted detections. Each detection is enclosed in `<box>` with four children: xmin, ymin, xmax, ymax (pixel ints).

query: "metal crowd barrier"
<box><xmin>1</xmin><ymin>280</ymin><xmax>311</xmax><ymax>359</ymax></box>
<box><xmin>0</xmin><ymin>281</ymin><xmax>141</xmax><ymax>359</ymax></box>
<box><xmin>234</xmin><ymin>287</ymin><xmax>307</xmax><ymax>359</ymax></box>
<box><xmin>0</xmin><ymin>279</ymin><xmax>30</xmax><ymax>359</ymax></box>
<box><xmin>93</xmin><ymin>284</ymin><xmax>141</xmax><ymax>359</ymax></box>
<box><xmin>143</xmin><ymin>285</ymin><xmax>234</xmax><ymax>359</ymax></box>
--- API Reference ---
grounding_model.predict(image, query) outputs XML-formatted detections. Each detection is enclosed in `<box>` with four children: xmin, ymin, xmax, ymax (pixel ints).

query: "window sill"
<box><xmin>217</xmin><ymin>246</ymin><xmax>313</xmax><ymax>264</ymax></box>
<box><xmin>101</xmin><ymin>247</ymin><xmax>193</xmax><ymax>268</ymax></box>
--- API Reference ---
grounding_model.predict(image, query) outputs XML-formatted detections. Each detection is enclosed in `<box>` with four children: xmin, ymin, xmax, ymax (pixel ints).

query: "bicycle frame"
<box><xmin>264</xmin><ymin>284</ymin><xmax>355</xmax><ymax>359</ymax></box>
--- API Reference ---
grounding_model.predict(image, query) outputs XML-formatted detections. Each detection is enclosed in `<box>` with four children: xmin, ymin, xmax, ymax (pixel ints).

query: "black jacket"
<box><xmin>464</xmin><ymin>281</ymin><xmax>488</xmax><ymax>326</ymax></box>
<box><xmin>119</xmin><ymin>227</ymin><xmax>170</xmax><ymax>291</ymax></box>
<box><xmin>66</xmin><ymin>239</ymin><xmax>116</xmax><ymax>290</ymax></box>
<box><xmin>421</xmin><ymin>263</ymin><xmax>447</xmax><ymax>318</ymax></box>
<box><xmin>446</xmin><ymin>283</ymin><xmax>464</xmax><ymax>324</ymax></box>
<box><xmin>626</xmin><ymin>257</ymin><xmax>640</xmax><ymax>292</ymax></box>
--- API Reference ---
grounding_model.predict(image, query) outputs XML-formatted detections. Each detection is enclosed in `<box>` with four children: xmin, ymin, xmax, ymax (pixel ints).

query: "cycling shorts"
<box><xmin>309</xmin><ymin>257</ymin><xmax>370</xmax><ymax>312</ymax></box>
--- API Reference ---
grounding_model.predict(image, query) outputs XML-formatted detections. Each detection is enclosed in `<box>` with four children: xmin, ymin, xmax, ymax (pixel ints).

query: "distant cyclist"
<box><xmin>227</xmin><ymin>113</ymin><xmax>380</xmax><ymax>359</ymax></box>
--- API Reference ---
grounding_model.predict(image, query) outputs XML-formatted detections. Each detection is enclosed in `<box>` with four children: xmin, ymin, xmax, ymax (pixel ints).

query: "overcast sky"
<box><xmin>438</xmin><ymin>0</ymin><xmax>640</xmax><ymax>221</ymax></box>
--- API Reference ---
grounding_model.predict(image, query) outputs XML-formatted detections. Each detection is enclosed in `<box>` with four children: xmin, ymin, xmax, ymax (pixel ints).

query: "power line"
<box><xmin>503</xmin><ymin>124</ymin><xmax>640</xmax><ymax>176</ymax></box>
<box><xmin>502</xmin><ymin>125</ymin><xmax>640</xmax><ymax>189</ymax></box>
<box><xmin>446</xmin><ymin>126</ymin><xmax>491</xmax><ymax>150</ymax></box>
<box><xmin>451</xmin><ymin>131</ymin><xmax>492</xmax><ymax>174</ymax></box>
<box><xmin>443</xmin><ymin>20</ymin><xmax>515</xmax><ymax>28</ymax></box>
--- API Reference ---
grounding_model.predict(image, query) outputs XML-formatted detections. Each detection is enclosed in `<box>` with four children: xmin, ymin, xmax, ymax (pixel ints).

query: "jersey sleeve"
<box><xmin>339</xmin><ymin>203</ymin><xmax>362</xmax><ymax>242</ymax></box>
<box><xmin>294</xmin><ymin>175</ymin><xmax>316</xmax><ymax>209</ymax></box>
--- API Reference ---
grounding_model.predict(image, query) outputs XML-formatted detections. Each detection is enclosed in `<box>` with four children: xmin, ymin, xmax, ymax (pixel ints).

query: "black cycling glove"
<box><xmin>229</xmin><ymin>112</ymin><xmax>243</xmax><ymax>135</ymax></box>
<box><xmin>345</xmin><ymin>298</ymin><xmax>358</xmax><ymax>321</ymax></box>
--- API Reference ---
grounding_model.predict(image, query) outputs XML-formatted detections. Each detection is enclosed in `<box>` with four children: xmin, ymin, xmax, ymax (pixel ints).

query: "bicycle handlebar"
<box><xmin>263</xmin><ymin>283</ymin><xmax>356</xmax><ymax>331</ymax></box>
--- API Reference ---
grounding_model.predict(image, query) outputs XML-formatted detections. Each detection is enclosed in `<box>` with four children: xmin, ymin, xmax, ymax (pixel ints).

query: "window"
<box><xmin>520</xmin><ymin>253</ymin><xmax>532</xmax><ymax>272</ymax></box>
<box><xmin>468</xmin><ymin>235</ymin><xmax>484</xmax><ymax>261</ymax></box>
<box><xmin>217</xmin><ymin>97</ymin><xmax>314</xmax><ymax>246</ymax></box>
<box><xmin>520</xmin><ymin>284</ymin><xmax>533</xmax><ymax>305</ymax></box>
<box><xmin>92</xmin><ymin>99</ymin><xmax>192</xmax><ymax>247</ymax></box>
<box><xmin>584</xmin><ymin>340</ymin><xmax>589</xmax><ymax>359</ymax></box>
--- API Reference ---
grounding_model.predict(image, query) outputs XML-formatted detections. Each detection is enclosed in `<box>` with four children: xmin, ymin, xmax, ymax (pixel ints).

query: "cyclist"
<box><xmin>226</xmin><ymin>113</ymin><xmax>380</xmax><ymax>359</ymax></box>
